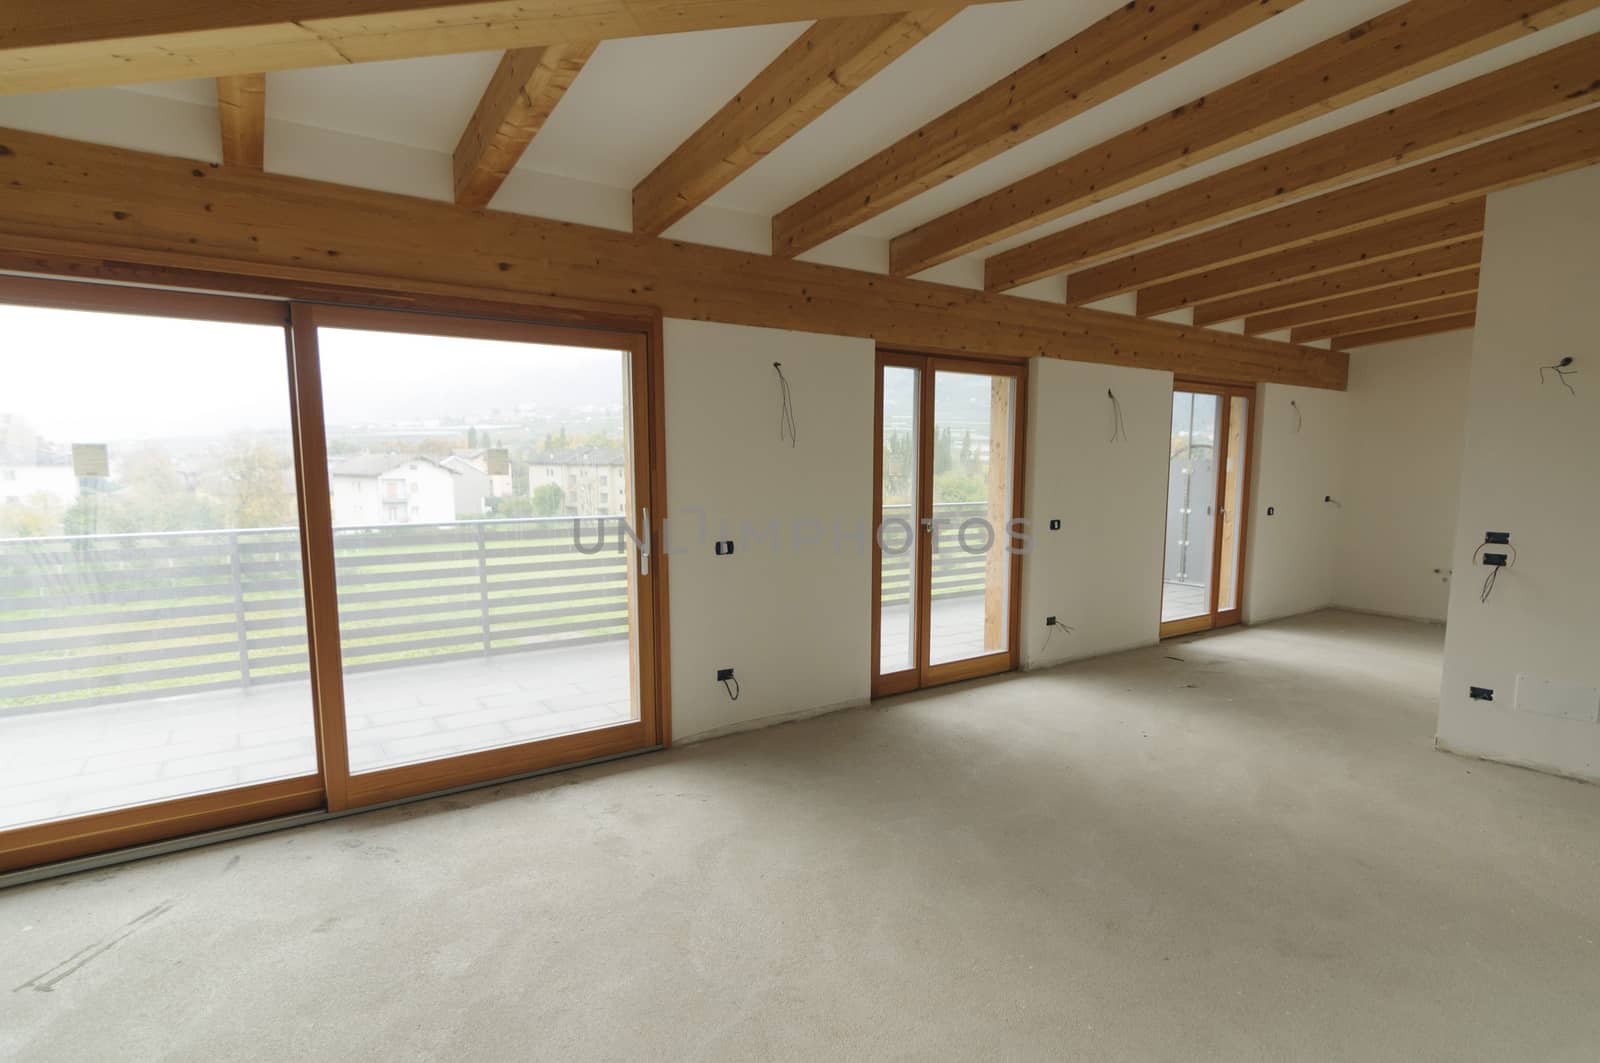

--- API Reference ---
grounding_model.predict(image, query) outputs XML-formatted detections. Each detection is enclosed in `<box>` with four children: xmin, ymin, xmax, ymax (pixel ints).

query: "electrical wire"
<box><xmin>1472</xmin><ymin>541</ymin><xmax>1517</xmax><ymax>604</ymax></box>
<box><xmin>774</xmin><ymin>362</ymin><xmax>798</xmax><ymax>447</ymax></box>
<box><xmin>1290</xmin><ymin>400</ymin><xmax>1303</xmax><ymax>433</ymax></box>
<box><xmin>1108</xmin><ymin>389</ymin><xmax>1128</xmax><ymax>443</ymax></box>
<box><xmin>722</xmin><ymin>676</ymin><xmax>741</xmax><ymax>701</ymax></box>
<box><xmin>1540</xmin><ymin>356</ymin><xmax>1578</xmax><ymax>396</ymax></box>
<box><xmin>1042</xmin><ymin>619</ymin><xmax>1074</xmax><ymax>656</ymax></box>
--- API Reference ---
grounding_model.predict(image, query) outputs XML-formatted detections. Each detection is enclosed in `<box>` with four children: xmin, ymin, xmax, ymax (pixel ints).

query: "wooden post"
<box><xmin>476</xmin><ymin>521</ymin><xmax>492</xmax><ymax>655</ymax></box>
<box><xmin>229</xmin><ymin>531</ymin><xmax>252</xmax><ymax>687</ymax></box>
<box><xmin>984</xmin><ymin>376</ymin><xmax>1012</xmax><ymax>653</ymax></box>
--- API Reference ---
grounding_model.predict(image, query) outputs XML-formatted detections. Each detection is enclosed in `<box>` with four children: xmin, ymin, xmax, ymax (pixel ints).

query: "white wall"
<box><xmin>663</xmin><ymin>320</ymin><xmax>874</xmax><ymax>742</ymax></box>
<box><xmin>1333</xmin><ymin>331</ymin><xmax>1472</xmax><ymax>622</ymax></box>
<box><xmin>1022</xmin><ymin>359</ymin><xmax>1171</xmax><ymax>668</ymax></box>
<box><xmin>1437</xmin><ymin>165</ymin><xmax>1600</xmax><ymax>783</ymax></box>
<box><xmin>1243</xmin><ymin>382</ymin><xmax>1349</xmax><ymax>624</ymax></box>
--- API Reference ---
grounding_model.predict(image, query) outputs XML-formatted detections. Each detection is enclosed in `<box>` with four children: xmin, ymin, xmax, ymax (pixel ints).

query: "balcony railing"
<box><xmin>1</xmin><ymin>503</ymin><xmax>998</xmax><ymax>716</ymax></box>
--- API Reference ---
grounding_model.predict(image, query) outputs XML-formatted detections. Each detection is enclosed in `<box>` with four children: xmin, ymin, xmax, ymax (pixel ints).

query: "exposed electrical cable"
<box><xmin>1042</xmin><ymin>619</ymin><xmax>1074</xmax><ymax>656</ymax></box>
<box><xmin>1290</xmin><ymin>400</ymin><xmax>1303</xmax><ymax>433</ymax></box>
<box><xmin>774</xmin><ymin>362</ymin><xmax>798</xmax><ymax>447</ymax></box>
<box><xmin>1540</xmin><ymin>356</ymin><xmax>1578</xmax><ymax>395</ymax></box>
<box><xmin>721</xmin><ymin>675</ymin><xmax>741</xmax><ymax>701</ymax></box>
<box><xmin>1472</xmin><ymin>541</ymin><xmax>1517</xmax><ymax>604</ymax></box>
<box><xmin>1107</xmin><ymin>389</ymin><xmax>1128</xmax><ymax>443</ymax></box>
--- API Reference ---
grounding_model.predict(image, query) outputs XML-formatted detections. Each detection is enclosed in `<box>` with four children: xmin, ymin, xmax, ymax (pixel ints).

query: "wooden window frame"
<box><xmin>872</xmin><ymin>348</ymin><xmax>1028</xmax><ymax>698</ymax></box>
<box><xmin>1158</xmin><ymin>379</ymin><xmax>1256</xmax><ymax>640</ymax></box>
<box><xmin>0</xmin><ymin>271</ymin><xmax>671</xmax><ymax>873</ymax></box>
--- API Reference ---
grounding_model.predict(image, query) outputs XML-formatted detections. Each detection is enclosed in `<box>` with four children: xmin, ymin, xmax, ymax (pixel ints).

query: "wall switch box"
<box><xmin>1267</xmin><ymin>506</ymin><xmax>1276</xmax><ymax>516</ymax></box>
<box><xmin>1046</xmin><ymin>616</ymin><xmax>1057</xmax><ymax>627</ymax></box>
<box><xmin>1485</xmin><ymin>532</ymin><xmax>1511</xmax><ymax>545</ymax></box>
<box><xmin>1514</xmin><ymin>675</ymin><xmax>1600</xmax><ymax>723</ymax></box>
<box><xmin>714</xmin><ymin>540</ymin><xmax>735</xmax><ymax>556</ymax></box>
<box><xmin>1482</xmin><ymin>553</ymin><xmax>1508</xmax><ymax>567</ymax></box>
<box><xmin>1049</xmin><ymin>519</ymin><xmax>1062</xmax><ymax>531</ymax></box>
<box><xmin>716</xmin><ymin>668</ymin><xmax>735</xmax><ymax>683</ymax></box>
<box><xmin>1469</xmin><ymin>687</ymin><xmax>1495</xmax><ymax>702</ymax></box>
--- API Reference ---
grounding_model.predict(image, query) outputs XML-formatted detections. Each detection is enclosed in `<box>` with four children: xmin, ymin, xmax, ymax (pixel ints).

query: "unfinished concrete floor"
<box><xmin>4</xmin><ymin>611</ymin><xmax>1598</xmax><ymax>1062</ymax></box>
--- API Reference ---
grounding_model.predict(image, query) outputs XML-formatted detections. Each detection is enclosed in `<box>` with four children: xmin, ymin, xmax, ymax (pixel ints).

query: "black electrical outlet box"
<box><xmin>717</xmin><ymin>668</ymin><xmax>735</xmax><ymax>682</ymax></box>
<box><xmin>1485</xmin><ymin>532</ymin><xmax>1510</xmax><ymax>545</ymax></box>
<box><xmin>714</xmin><ymin>540</ymin><xmax>735</xmax><ymax>556</ymax></box>
<box><xmin>1267</xmin><ymin>506</ymin><xmax>1276</xmax><ymax>516</ymax></box>
<box><xmin>1469</xmin><ymin>686</ymin><xmax>1495</xmax><ymax>702</ymax></box>
<box><xmin>1046</xmin><ymin>616</ymin><xmax>1058</xmax><ymax>627</ymax></box>
<box><xmin>1049</xmin><ymin>519</ymin><xmax>1062</xmax><ymax>531</ymax></box>
<box><xmin>1482</xmin><ymin>552</ymin><xmax>1508</xmax><ymax>567</ymax></box>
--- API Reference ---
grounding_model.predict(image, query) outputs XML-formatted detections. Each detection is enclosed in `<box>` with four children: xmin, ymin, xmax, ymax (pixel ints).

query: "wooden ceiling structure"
<box><xmin>2</xmin><ymin>0</ymin><xmax>1600</xmax><ymax>374</ymax></box>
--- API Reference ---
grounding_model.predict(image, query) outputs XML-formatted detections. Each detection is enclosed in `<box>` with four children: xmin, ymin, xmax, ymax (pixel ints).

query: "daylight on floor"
<box><xmin>2</xmin><ymin>0</ymin><xmax>1598</xmax><ymax>1059</ymax></box>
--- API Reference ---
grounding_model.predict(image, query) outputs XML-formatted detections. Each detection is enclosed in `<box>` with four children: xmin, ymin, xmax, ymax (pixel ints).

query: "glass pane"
<box><xmin>928</xmin><ymin>371</ymin><xmax>1015</xmax><ymax>667</ymax></box>
<box><xmin>315</xmin><ymin>325</ymin><xmax>639</xmax><ymax>775</ymax></box>
<box><xmin>1163</xmin><ymin>391</ymin><xmax>1220</xmax><ymax>623</ymax></box>
<box><xmin>0</xmin><ymin>304</ymin><xmax>316</xmax><ymax>831</ymax></box>
<box><xmin>1217</xmin><ymin>396</ymin><xmax>1248</xmax><ymax>613</ymax></box>
<box><xmin>878</xmin><ymin>366</ymin><xmax>919</xmax><ymax>676</ymax></box>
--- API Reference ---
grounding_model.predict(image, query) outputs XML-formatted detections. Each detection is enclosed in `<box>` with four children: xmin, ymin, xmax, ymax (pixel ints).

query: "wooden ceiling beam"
<box><xmin>1192</xmin><ymin>240</ymin><xmax>1483</xmax><ymax>326</ymax></box>
<box><xmin>632</xmin><ymin>9</ymin><xmax>960</xmax><ymax>237</ymax></box>
<box><xmin>1244</xmin><ymin>270</ymin><xmax>1479</xmax><ymax>335</ymax></box>
<box><xmin>453</xmin><ymin>44</ymin><xmax>596</xmax><ymax>209</ymax></box>
<box><xmin>216</xmin><ymin>74</ymin><xmax>266</xmax><ymax>171</ymax></box>
<box><xmin>0</xmin><ymin>1</ymin><xmax>1016</xmax><ymax>94</ymax></box>
<box><xmin>1073</xmin><ymin>109</ymin><xmax>1600</xmax><ymax>308</ymax></box>
<box><xmin>1289</xmin><ymin>292</ymin><xmax>1478</xmax><ymax>344</ymax></box>
<box><xmin>0</xmin><ymin>126</ymin><xmax>1346</xmax><ymax>390</ymax></box>
<box><xmin>769</xmin><ymin>0</ymin><xmax>1298</xmax><ymax>259</ymax></box>
<box><xmin>1138</xmin><ymin>201</ymin><xmax>1486</xmax><ymax>317</ymax></box>
<box><xmin>1334</xmin><ymin>313</ymin><xmax>1477</xmax><ymax>349</ymax></box>
<box><xmin>983</xmin><ymin>28</ymin><xmax>1600</xmax><ymax>292</ymax></box>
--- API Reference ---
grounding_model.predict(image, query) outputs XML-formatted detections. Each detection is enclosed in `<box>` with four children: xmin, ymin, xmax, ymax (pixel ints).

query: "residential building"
<box><xmin>328</xmin><ymin>454</ymin><xmax>458</xmax><ymax>525</ymax></box>
<box><xmin>526</xmin><ymin>446</ymin><xmax>627</xmax><ymax>516</ymax></box>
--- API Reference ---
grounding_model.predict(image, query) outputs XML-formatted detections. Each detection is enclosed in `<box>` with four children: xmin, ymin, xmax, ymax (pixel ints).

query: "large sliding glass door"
<box><xmin>873</xmin><ymin>351</ymin><xmax>1025</xmax><ymax>697</ymax></box>
<box><xmin>1160</xmin><ymin>382</ymin><xmax>1254</xmax><ymax>639</ymax></box>
<box><xmin>293</xmin><ymin>306</ymin><xmax>660</xmax><ymax>808</ymax></box>
<box><xmin>0</xmin><ymin>280</ymin><xmax>663</xmax><ymax>872</ymax></box>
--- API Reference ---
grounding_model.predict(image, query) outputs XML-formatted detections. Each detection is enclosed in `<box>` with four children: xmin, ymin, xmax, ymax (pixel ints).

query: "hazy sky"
<box><xmin>1</xmin><ymin>305</ymin><xmax>630</xmax><ymax>445</ymax></box>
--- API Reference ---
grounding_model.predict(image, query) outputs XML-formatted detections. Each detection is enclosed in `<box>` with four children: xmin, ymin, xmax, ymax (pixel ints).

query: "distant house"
<box><xmin>441</xmin><ymin>449</ymin><xmax>513</xmax><ymax>517</ymax></box>
<box><xmin>328</xmin><ymin>455</ymin><xmax>459</xmax><ymax>526</ymax></box>
<box><xmin>0</xmin><ymin>464</ymin><xmax>79</xmax><ymax>509</ymax></box>
<box><xmin>526</xmin><ymin>447</ymin><xmax>627</xmax><ymax>516</ymax></box>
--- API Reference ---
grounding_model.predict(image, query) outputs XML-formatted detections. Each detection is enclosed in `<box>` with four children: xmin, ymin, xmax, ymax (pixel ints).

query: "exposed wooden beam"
<box><xmin>0</xmin><ymin>1</ymin><xmax>1016</xmax><ymax>94</ymax></box>
<box><xmin>1072</xmin><ymin>109</ymin><xmax>1600</xmax><ymax>308</ymax></box>
<box><xmin>1334</xmin><ymin>314</ymin><xmax>1477</xmax><ymax>349</ymax></box>
<box><xmin>1192</xmin><ymin>240</ymin><xmax>1483</xmax><ymax>326</ymax></box>
<box><xmin>633</xmin><ymin>9</ymin><xmax>959</xmax><ymax>236</ymax></box>
<box><xmin>769</xmin><ymin>0</ymin><xmax>1298</xmax><ymax>259</ymax></box>
<box><xmin>1290</xmin><ymin>293</ymin><xmax>1478</xmax><ymax>344</ymax></box>
<box><xmin>1244</xmin><ymin>270</ymin><xmax>1479</xmax><ymax>335</ymax></box>
<box><xmin>982</xmin><ymin>29</ymin><xmax>1600</xmax><ymax>291</ymax></box>
<box><xmin>453</xmin><ymin>44</ymin><xmax>595</xmax><ymax>209</ymax></box>
<box><xmin>0</xmin><ymin>126</ymin><xmax>1346</xmax><ymax>390</ymax></box>
<box><xmin>1138</xmin><ymin>201</ymin><xmax>1486</xmax><ymax>317</ymax></box>
<box><xmin>215</xmin><ymin>74</ymin><xmax>266</xmax><ymax>171</ymax></box>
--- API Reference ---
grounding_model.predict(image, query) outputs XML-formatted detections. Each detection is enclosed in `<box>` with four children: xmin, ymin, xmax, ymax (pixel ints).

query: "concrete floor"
<box><xmin>4</xmin><ymin>611</ymin><xmax>1599</xmax><ymax>1061</ymax></box>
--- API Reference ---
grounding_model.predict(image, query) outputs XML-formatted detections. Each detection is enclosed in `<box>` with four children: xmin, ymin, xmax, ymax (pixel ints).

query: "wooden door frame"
<box><xmin>0</xmin><ymin>271</ymin><xmax>671</xmax><ymax>873</ymax></box>
<box><xmin>1159</xmin><ymin>379</ymin><xmax>1256</xmax><ymax>640</ymax></box>
<box><xmin>871</xmin><ymin>349</ymin><xmax>1027</xmax><ymax>697</ymax></box>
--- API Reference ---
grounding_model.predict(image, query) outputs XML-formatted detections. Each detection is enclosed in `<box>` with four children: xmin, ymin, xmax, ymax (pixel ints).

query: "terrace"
<box><xmin>1</xmin><ymin>507</ymin><xmax>995</xmax><ymax>830</ymax></box>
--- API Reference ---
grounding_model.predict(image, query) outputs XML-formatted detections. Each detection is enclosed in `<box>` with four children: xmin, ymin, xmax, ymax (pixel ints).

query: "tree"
<box><xmin>0</xmin><ymin>492</ymin><xmax>64</xmax><ymax>537</ymax></box>
<box><xmin>932</xmin><ymin>426</ymin><xmax>954</xmax><ymax>475</ymax></box>
<box><xmin>220</xmin><ymin>440</ymin><xmax>295</xmax><ymax>529</ymax></box>
<box><xmin>532</xmin><ymin>483</ymin><xmax>565</xmax><ymax>517</ymax></box>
